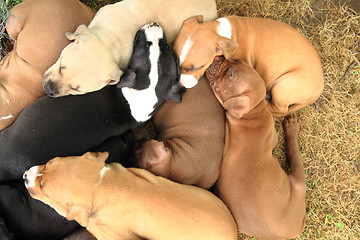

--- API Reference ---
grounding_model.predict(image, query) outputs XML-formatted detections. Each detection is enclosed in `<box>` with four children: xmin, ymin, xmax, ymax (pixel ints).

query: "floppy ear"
<box><xmin>65</xmin><ymin>24</ymin><xmax>91</xmax><ymax>41</ymax></box>
<box><xmin>117</xmin><ymin>69</ymin><xmax>136</xmax><ymax>88</ymax></box>
<box><xmin>183</xmin><ymin>15</ymin><xmax>204</xmax><ymax>25</ymax></box>
<box><xmin>166</xmin><ymin>84</ymin><xmax>186</xmax><ymax>103</ymax></box>
<box><xmin>108</xmin><ymin>67</ymin><xmax>123</xmax><ymax>85</ymax></box>
<box><xmin>66</xmin><ymin>205</ymin><xmax>90</xmax><ymax>227</ymax></box>
<box><xmin>216</xmin><ymin>37</ymin><xmax>238</xmax><ymax>60</ymax></box>
<box><xmin>223</xmin><ymin>95</ymin><xmax>250</xmax><ymax>119</ymax></box>
<box><xmin>84</xmin><ymin>152</ymin><xmax>109</xmax><ymax>163</ymax></box>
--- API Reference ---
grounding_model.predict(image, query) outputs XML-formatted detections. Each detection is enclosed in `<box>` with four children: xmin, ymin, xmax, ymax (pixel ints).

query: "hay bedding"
<box><xmin>1</xmin><ymin>0</ymin><xmax>359</xmax><ymax>239</ymax></box>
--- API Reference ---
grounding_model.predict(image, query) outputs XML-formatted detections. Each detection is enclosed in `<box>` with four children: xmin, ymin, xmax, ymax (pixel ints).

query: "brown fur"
<box><xmin>206</xmin><ymin>58</ymin><xmax>306</xmax><ymax>240</ymax></box>
<box><xmin>132</xmin><ymin>76</ymin><xmax>225</xmax><ymax>189</ymax></box>
<box><xmin>174</xmin><ymin>15</ymin><xmax>324</xmax><ymax>117</ymax></box>
<box><xmin>25</xmin><ymin>152</ymin><xmax>237</xmax><ymax>240</ymax></box>
<box><xmin>0</xmin><ymin>0</ymin><xmax>94</xmax><ymax>130</ymax></box>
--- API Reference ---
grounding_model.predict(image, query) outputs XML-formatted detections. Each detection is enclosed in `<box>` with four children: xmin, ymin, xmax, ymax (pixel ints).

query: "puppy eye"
<box><xmin>146</xmin><ymin>41</ymin><xmax>152</xmax><ymax>47</ymax></box>
<box><xmin>185</xmin><ymin>64</ymin><xmax>205</xmax><ymax>72</ymax></box>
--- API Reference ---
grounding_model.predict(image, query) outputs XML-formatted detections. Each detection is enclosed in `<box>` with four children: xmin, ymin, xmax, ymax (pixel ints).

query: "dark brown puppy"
<box><xmin>206</xmin><ymin>57</ymin><xmax>306</xmax><ymax>240</ymax></box>
<box><xmin>133</xmin><ymin>76</ymin><xmax>225</xmax><ymax>189</ymax></box>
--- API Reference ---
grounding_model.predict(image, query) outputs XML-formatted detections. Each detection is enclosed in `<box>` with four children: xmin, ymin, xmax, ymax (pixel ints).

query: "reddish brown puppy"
<box><xmin>132</xmin><ymin>76</ymin><xmax>225</xmax><ymax>189</ymax></box>
<box><xmin>206</xmin><ymin>57</ymin><xmax>306</xmax><ymax>240</ymax></box>
<box><xmin>0</xmin><ymin>0</ymin><xmax>94</xmax><ymax>130</ymax></box>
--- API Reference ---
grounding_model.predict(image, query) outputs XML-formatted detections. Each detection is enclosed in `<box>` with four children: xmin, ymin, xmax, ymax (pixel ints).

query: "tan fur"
<box><xmin>206</xmin><ymin>59</ymin><xmax>306</xmax><ymax>240</ymax></box>
<box><xmin>43</xmin><ymin>0</ymin><xmax>218</xmax><ymax>97</ymax></box>
<box><xmin>25</xmin><ymin>152</ymin><xmax>237</xmax><ymax>240</ymax></box>
<box><xmin>0</xmin><ymin>0</ymin><xmax>94</xmax><ymax>130</ymax></box>
<box><xmin>174</xmin><ymin>15</ymin><xmax>324</xmax><ymax>117</ymax></box>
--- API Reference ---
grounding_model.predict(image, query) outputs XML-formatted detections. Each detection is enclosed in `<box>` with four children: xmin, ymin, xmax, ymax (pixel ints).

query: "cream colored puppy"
<box><xmin>24</xmin><ymin>152</ymin><xmax>237</xmax><ymax>240</ymax></box>
<box><xmin>43</xmin><ymin>0</ymin><xmax>218</xmax><ymax>97</ymax></box>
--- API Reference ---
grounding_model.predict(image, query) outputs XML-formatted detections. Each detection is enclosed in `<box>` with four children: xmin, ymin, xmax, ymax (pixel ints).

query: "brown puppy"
<box><xmin>206</xmin><ymin>57</ymin><xmax>306</xmax><ymax>240</ymax></box>
<box><xmin>24</xmin><ymin>152</ymin><xmax>237</xmax><ymax>240</ymax></box>
<box><xmin>174</xmin><ymin>15</ymin><xmax>324</xmax><ymax>117</ymax></box>
<box><xmin>132</xmin><ymin>76</ymin><xmax>225</xmax><ymax>189</ymax></box>
<box><xmin>0</xmin><ymin>0</ymin><xmax>94</xmax><ymax>130</ymax></box>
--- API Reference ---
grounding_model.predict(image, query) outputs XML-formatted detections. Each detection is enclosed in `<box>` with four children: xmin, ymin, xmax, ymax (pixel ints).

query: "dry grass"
<box><xmin>1</xmin><ymin>0</ymin><xmax>359</xmax><ymax>239</ymax></box>
<box><xmin>216</xmin><ymin>0</ymin><xmax>360</xmax><ymax>239</ymax></box>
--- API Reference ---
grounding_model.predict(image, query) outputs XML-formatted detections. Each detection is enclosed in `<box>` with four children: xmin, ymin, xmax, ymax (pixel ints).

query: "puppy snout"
<box><xmin>43</xmin><ymin>80</ymin><xmax>59</xmax><ymax>97</ymax></box>
<box><xmin>148</xmin><ymin>22</ymin><xmax>160</xmax><ymax>28</ymax></box>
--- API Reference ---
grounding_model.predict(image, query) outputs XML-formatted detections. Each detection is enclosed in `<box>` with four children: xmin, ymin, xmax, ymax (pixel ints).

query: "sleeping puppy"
<box><xmin>24</xmin><ymin>152</ymin><xmax>238</xmax><ymax>240</ymax></box>
<box><xmin>0</xmin><ymin>23</ymin><xmax>183</xmax><ymax>181</ymax></box>
<box><xmin>0</xmin><ymin>0</ymin><xmax>94</xmax><ymax>130</ymax></box>
<box><xmin>42</xmin><ymin>0</ymin><xmax>217</xmax><ymax>97</ymax></box>
<box><xmin>132</xmin><ymin>76</ymin><xmax>224</xmax><ymax>189</ymax></box>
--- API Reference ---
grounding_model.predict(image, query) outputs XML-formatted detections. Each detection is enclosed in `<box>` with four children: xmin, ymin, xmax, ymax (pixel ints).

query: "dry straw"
<box><xmin>216</xmin><ymin>0</ymin><xmax>359</xmax><ymax>239</ymax></box>
<box><xmin>0</xmin><ymin>0</ymin><xmax>358</xmax><ymax>239</ymax></box>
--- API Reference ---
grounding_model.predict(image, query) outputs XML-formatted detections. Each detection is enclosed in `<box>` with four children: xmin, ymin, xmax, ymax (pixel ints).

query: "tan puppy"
<box><xmin>24</xmin><ymin>152</ymin><xmax>237</xmax><ymax>240</ymax></box>
<box><xmin>0</xmin><ymin>0</ymin><xmax>94</xmax><ymax>130</ymax></box>
<box><xmin>174</xmin><ymin>15</ymin><xmax>324</xmax><ymax>117</ymax></box>
<box><xmin>132</xmin><ymin>76</ymin><xmax>225</xmax><ymax>189</ymax></box>
<box><xmin>42</xmin><ymin>0</ymin><xmax>218</xmax><ymax>97</ymax></box>
<box><xmin>206</xmin><ymin>57</ymin><xmax>306</xmax><ymax>240</ymax></box>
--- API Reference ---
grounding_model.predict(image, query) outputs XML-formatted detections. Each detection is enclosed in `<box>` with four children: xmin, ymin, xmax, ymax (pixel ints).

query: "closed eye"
<box><xmin>70</xmin><ymin>85</ymin><xmax>81</xmax><ymax>92</ymax></box>
<box><xmin>184</xmin><ymin>64</ymin><xmax>205</xmax><ymax>72</ymax></box>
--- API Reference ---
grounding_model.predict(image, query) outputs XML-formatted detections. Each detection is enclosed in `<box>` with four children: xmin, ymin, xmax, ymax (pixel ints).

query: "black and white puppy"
<box><xmin>0</xmin><ymin>22</ymin><xmax>183</xmax><ymax>182</ymax></box>
<box><xmin>0</xmin><ymin>23</ymin><xmax>183</xmax><ymax>240</ymax></box>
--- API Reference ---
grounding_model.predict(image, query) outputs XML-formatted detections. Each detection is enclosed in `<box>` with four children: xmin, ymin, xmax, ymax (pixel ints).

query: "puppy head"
<box><xmin>132</xmin><ymin>139</ymin><xmax>172</xmax><ymax>178</ymax></box>
<box><xmin>206</xmin><ymin>57</ymin><xmax>266</xmax><ymax>118</ymax></box>
<box><xmin>43</xmin><ymin>24</ymin><xmax>123</xmax><ymax>98</ymax></box>
<box><xmin>174</xmin><ymin>16</ymin><xmax>238</xmax><ymax>88</ymax></box>
<box><xmin>24</xmin><ymin>152</ymin><xmax>109</xmax><ymax>227</ymax></box>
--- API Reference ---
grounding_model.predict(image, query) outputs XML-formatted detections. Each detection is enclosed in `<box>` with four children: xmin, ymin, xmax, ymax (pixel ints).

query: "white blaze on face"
<box><xmin>122</xmin><ymin>24</ymin><xmax>163</xmax><ymax>122</ymax></box>
<box><xmin>179</xmin><ymin>36</ymin><xmax>194</xmax><ymax>65</ymax></box>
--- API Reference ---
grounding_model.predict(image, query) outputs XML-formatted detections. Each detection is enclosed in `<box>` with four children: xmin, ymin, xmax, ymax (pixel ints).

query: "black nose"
<box><xmin>43</xmin><ymin>80</ymin><xmax>59</xmax><ymax>97</ymax></box>
<box><xmin>149</xmin><ymin>22</ymin><xmax>159</xmax><ymax>27</ymax></box>
<box><xmin>23</xmin><ymin>172</ymin><xmax>29</xmax><ymax>184</ymax></box>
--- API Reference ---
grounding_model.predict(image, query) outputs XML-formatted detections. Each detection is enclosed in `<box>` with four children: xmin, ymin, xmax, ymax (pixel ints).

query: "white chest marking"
<box><xmin>217</xmin><ymin>17</ymin><xmax>232</xmax><ymax>39</ymax></box>
<box><xmin>97</xmin><ymin>166</ymin><xmax>111</xmax><ymax>186</ymax></box>
<box><xmin>122</xmin><ymin>26</ymin><xmax>163</xmax><ymax>123</ymax></box>
<box><xmin>0</xmin><ymin>114</ymin><xmax>13</xmax><ymax>120</ymax></box>
<box><xmin>179</xmin><ymin>35</ymin><xmax>194</xmax><ymax>65</ymax></box>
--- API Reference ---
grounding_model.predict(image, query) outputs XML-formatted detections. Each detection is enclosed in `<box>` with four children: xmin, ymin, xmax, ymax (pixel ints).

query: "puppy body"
<box><xmin>24</xmin><ymin>152</ymin><xmax>238</xmax><ymax>240</ymax></box>
<box><xmin>42</xmin><ymin>0</ymin><xmax>217</xmax><ymax>97</ymax></box>
<box><xmin>206</xmin><ymin>58</ymin><xmax>306</xmax><ymax>239</ymax></box>
<box><xmin>133</xmin><ymin>77</ymin><xmax>225</xmax><ymax>189</ymax></box>
<box><xmin>0</xmin><ymin>0</ymin><xmax>94</xmax><ymax>130</ymax></box>
<box><xmin>174</xmin><ymin>15</ymin><xmax>324</xmax><ymax>117</ymax></box>
<box><xmin>0</xmin><ymin>24</ymin><xmax>183</xmax><ymax>181</ymax></box>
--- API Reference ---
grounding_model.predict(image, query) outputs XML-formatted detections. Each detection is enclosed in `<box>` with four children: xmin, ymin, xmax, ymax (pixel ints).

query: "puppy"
<box><xmin>24</xmin><ymin>152</ymin><xmax>238</xmax><ymax>240</ymax></box>
<box><xmin>206</xmin><ymin>57</ymin><xmax>306</xmax><ymax>240</ymax></box>
<box><xmin>0</xmin><ymin>0</ymin><xmax>94</xmax><ymax>130</ymax></box>
<box><xmin>0</xmin><ymin>182</ymin><xmax>80</xmax><ymax>240</ymax></box>
<box><xmin>42</xmin><ymin>0</ymin><xmax>218</xmax><ymax>97</ymax></box>
<box><xmin>0</xmin><ymin>23</ymin><xmax>183</xmax><ymax>181</ymax></box>
<box><xmin>174</xmin><ymin>15</ymin><xmax>324</xmax><ymax>117</ymax></box>
<box><xmin>132</xmin><ymin>76</ymin><xmax>225</xmax><ymax>189</ymax></box>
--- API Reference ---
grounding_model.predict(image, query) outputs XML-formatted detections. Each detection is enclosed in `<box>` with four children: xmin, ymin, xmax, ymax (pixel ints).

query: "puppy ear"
<box><xmin>107</xmin><ymin>67</ymin><xmax>123</xmax><ymax>85</ymax></box>
<box><xmin>216</xmin><ymin>37</ymin><xmax>238</xmax><ymax>60</ymax></box>
<box><xmin>66</xmin><ymin>205</ymin><xmax>90</xmax><ymax>227</ymax></box>
<box><xmin>117</xmin><ymin>69</ymin><xmax>136</xmax><ymax>88</ymax></box>
<box><xmin>223</xmin><ymin>95</ymin><xmax>250</xmax><ymax>119</ymax></box>
<box><xmin>65</xmin><ymin>24</ymin><xmax>90</xmax><ymax>41</ymax></box>
<box><xmin>166</xmin><ymin>84</ymin><xmax>186</xmax><ymax>103</ymax></box>
<box><xmin>183</xmin><ymin>15</ymin><xmax>204</xmax><ymax>25</ymax></box>
<box><xmin>84</xmin><ymin>152</ymin><xmax>109</xmax><ymax>163</ymax></box>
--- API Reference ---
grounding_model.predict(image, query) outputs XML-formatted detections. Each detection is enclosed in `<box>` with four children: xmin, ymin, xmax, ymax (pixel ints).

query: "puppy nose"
<box><xmin>43</xmin><ymin>80</ymin><xmax>59</xmax><ymax>97</ymax></box>
<box><xmin>23</xmin><ymin>171</ymin><xmax>29</xmax><ymax>183</ymax></box>
<box><xmin>149</xmin><ymin>22</ymin><xmax>159</xmax><ymax>28</ymax></box>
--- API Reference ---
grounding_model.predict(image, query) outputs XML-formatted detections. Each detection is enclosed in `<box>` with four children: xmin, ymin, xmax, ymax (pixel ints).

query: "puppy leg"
<box><xmin>283</xmin><ymin>114</ymin><xmax>306</xmax><ymax>236</ymax></box>
<box><xmin>267</xmin><ymin>73</ymin><xmax>323</xmax><ymax>117</ymax></box>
